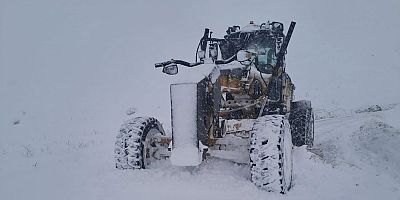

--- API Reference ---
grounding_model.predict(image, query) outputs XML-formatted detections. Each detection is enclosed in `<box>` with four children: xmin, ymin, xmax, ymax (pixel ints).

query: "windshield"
<box><xmin>255</xmin><ymin>47</ymin><xmax>277</xmax><ymax>74</ymax></box>
<box><xmin>257</xmin><ymin>48</ymin><xmax>277</xmax><ymax>66</ymax></box>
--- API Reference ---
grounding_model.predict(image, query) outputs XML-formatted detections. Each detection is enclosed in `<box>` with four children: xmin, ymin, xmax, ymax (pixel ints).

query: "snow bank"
<box><xmin>355</xmin><ymin>111</ymin><xmax>400</xmax><ymax>180</ymax></box>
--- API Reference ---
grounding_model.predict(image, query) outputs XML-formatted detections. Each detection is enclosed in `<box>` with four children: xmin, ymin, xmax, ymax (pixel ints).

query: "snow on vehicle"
<box><xmin>114</xmin><ymin>21</ymin><xmax>314</xmax><ymax>193</ymax></box>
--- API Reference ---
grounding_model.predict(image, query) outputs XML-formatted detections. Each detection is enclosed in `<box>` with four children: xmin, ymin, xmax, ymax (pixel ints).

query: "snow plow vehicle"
<box><xmin>114</xmin><ymin>21</ymin><xmax>314</xmax><ymax>193</ymax></box>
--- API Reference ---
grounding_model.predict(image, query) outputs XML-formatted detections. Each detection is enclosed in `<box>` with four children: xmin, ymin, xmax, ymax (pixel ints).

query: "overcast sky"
<box><xmin>1</xmin><ymin>0</ymin><xmax>399</xmax><ymax>132</ymax></box>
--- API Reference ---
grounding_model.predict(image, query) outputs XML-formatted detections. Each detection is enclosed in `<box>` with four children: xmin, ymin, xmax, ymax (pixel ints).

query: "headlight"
<box><xmin>237</xmin><ymin>50</ymin><xmax>255</xmax><ymax>65</ymax></box>
<box><xmin>162</xmin><ymin>64</ymin><xmax>178</xmax><ymax>75</ymax></box>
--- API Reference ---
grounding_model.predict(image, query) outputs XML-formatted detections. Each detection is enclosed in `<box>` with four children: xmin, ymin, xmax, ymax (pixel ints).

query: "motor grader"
<box><xmin>114</xmin><ymin>21</ymin><xmax>314</xmax><ymax>193</ymax></box>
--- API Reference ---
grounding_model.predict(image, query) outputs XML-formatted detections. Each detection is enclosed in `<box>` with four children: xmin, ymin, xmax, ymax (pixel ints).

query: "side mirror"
<box><xmin>197</xmin><ymin>50</ymin><xmax>206</xmax><ymax>60</ymax></box>
<box><xmin>209</xmin><ymin>43</ymin><xmax>218</xmax><ymax>61</ymax></box>
<box><xmin>162</xmin><ymin>64</ymin><xmax>178</xmax><ymax>75</ymax></box>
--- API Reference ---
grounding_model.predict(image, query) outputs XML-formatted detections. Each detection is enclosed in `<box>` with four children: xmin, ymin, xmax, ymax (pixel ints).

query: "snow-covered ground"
<box><xmin>1</xmin><ymin>0</ymin><xmax>400</xmax><ymax>199</ymax></box>
<box><xmin>1</xmin><ymin>104</ymin><xmax>399</xmax><ymax>200</ymax></box>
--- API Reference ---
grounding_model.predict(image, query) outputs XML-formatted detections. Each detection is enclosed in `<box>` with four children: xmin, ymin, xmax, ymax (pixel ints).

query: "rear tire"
<box><xmin>114</xmin><ymin>117</ymin><xmax>167</xmax><ymax>169</ymax></box>
<box><xmin>289</xmin><ymin>100</ymin><xmax>314</xmax><ymax>147</ymax></box>
<box><xmin>250</xmin><ymin>115</ymin><xmax>293</xmax><ymax>193</ymax></box>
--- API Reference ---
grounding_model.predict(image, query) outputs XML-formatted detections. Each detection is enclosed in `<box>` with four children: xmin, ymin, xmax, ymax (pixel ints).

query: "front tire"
<box><xmin>250</xmin><ymin>115</ymin><xmax>293</xmax><ymax>193</ymax></box>
<box><xmin>289</xmin><ymin>100</ymin><xmax>314</xmax><ymax>147</ymax></box>
<box><xmin>114</xmin><ymin>117</ymin><xmax>167</xmax><ymax>169</ymax></box>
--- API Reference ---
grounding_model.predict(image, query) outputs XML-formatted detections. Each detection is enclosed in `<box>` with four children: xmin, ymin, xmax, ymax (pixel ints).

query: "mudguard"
<box><xmin>170</xmin><ymin>83</ymin><xmax>202</xmax><ymax>166</ymax></box>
